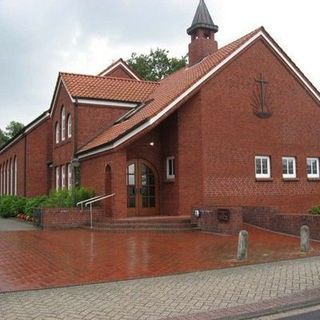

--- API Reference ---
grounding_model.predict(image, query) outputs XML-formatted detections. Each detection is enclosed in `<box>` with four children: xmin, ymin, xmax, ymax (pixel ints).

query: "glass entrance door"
<box><xmin>127</xmin><ymin>160</ymin><xmax>159</xmax><ymax>216</ymax></box>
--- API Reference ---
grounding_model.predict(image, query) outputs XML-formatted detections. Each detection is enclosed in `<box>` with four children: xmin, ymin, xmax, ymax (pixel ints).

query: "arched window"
<box><xmin>67</xmin><ymin>115</ymin><xmax>72</xmax><ymax>138</ymax></box>
<box><xmin>55</xmin><ymin>166</ymin><xmax>60</xmax><ymax>191</ymax></box>
<box><xmin>6</xmin><ymin>161</ymin><xmax>9</xmax><ymax>195</ymax></box>
<box><xmin>14</xmin><ymin>157</ymin><xmax>17</xmax><ymax>196</ymax></box>
<box><xmin>61</xmin><ymin>107</ymin><xmax>66</xmax><ymax>141</ymax></box>
<box><xmin>0</xmin><ymin>164</ymin><xmax>2</xmax><ymax>195</ymax></box>
<box><xmin>55</xmin><ymin>122</ymin><xmax>60</xmax><ymax>144</ymax></box>
<box><xmin>61</xmin><ymin>165</ymin><xmax>66</xmax><ymax>189</ymax></box>
<box><xmin>67</xmin><ymin>164</ymin><xmax>72</xmax><ymax>190</ymax></box>
<box><xmin>10</xmin><ymin>159</ymin><xmax>13</xmax><ymax>195</ymax></box>
<box><xmin>3</xmin><ymin>162</ymin><xmax>6</xmax><ymax>195</ymax></box>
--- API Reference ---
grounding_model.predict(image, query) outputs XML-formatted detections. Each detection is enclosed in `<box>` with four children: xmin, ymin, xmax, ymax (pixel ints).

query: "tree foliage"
<box><xmin>0</xmin><ymin>121</ymin><xmax>24</xmax><ymax>147</ymax></box>
<box><xmin>127</xmin><ymin>48</ymin><xmax>187</xmax><ymax>81</ymax></box>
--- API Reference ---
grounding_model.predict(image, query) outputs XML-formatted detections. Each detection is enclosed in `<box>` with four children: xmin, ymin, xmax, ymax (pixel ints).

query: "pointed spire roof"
<box><xmin>187</xmin><ymin>0</ymin><xmax>218</xmax><ymax>35</ymax></box>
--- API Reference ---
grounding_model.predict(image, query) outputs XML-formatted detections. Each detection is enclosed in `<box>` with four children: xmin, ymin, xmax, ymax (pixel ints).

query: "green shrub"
<box><xmin>0</xmin><ymin>196</ymin><xmax>26</xmax><ymax>218</ymax></box>
<box><xmin>24</xmin><ymin>196</ymin><xmax>48</xmax><ymax>216</ymax></box>
<box><xmin>0</xmin><ymin>187</ymin><xmax>95</xmax><ymax>218</ymax></box>
<box><xmin>309</xmin><ymin>206</ymin><xmax>320</xmax><ymax>215</ymax></box>
<box><xmin>44</xmin><ymin>189</ymin><xmax>73</xmax><ymax>208</ymax></box>
<box><xmin>74</xmin><ymin>186</ymin><xmax>95</xmax><ymax>205</ymax></box>
<box><xmin>43</xmin><ymin>187</ymin><xmax>95</xmax><ymax>208</ymax></box>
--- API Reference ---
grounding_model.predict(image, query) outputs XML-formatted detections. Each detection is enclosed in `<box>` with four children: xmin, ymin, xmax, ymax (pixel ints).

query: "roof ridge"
<box><xmin>60</xmin><ymin>72</ymin><xmax>159</xmax><ymax>85</ymax></box>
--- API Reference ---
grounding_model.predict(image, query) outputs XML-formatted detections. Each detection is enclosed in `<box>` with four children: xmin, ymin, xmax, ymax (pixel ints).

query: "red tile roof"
<box><xmin>61</xmin><ymin>73</ymin><xmax>158</xmax><ymax>103</ymax></box>
<box><xmin>78</xmin><ymin>27</ymin><xmax>264</xmax><ymax>154</ymax></box>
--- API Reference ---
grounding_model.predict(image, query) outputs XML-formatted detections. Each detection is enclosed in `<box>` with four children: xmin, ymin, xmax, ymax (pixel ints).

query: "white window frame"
<box><xmin>6</xmin><ymin>161</ymin><xmax>9</xmax><ymax>194</ymax></box>
<box><xmin>4</xmin><ymin>162</ymin><xmax>7</xmax><ymax>195</ymax></box>
<box><xmin>282</xmin><ymin>157</ymin><xmax>296</xmax><ymax>179</ymax></box>
<box><xmin>55</xmin><ymin>166</ymin><xmax>60</xmax><ymax>191</ymax></box>
<box><xmin>61</xmin><ymin>165</ymin><xmax>66</xmax><ymax>189</ymax></box>
<box><xmin>166</xmin><ymin>156</ymin><xmax>175</xmax><ymax>180</ymax></box>
<box><xmin>14</xmin><ymin>157</ymin><xmax>17</xmax><ymax>196</ymax></box>
<box><xmin>67</xmin><ymin>115</ymin><xmax>72</xmax><ymax>138</ymax></box>
<box><xmin>255</xmin><ymin>156</ymin><xmax>271</xmax><ymax>179</ymax></box>
<box><xmin>10</xmin><ymin>159</ymin><xmax>13</xmax><ymax>195</ymax></box>
<box><xmin>307</xmin><ymin>157</ymin><xmax>320</xmax><ymax>178</ymax></box>
<box><xmin>61</xmin><ymin>107</ymin><xmax>66</xmax><ymax>141</ymax></box>
<box><xmin>0</xmin><ymin>164</ymin><xmax>2</xmax><ymax>195</ymax></box>
<box><xmin>55</xmin><ymin>122</ymin><xmax>60</xmax><ymax>144</ymax></box>
<box><xmin>67</xmin><ymin>164</ymin><xmax>72</xmax><ymax>190</ymax></box>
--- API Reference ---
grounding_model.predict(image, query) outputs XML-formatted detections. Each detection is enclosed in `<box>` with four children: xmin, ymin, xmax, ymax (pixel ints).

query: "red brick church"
<box><xmin>1</xmin><ymin>0</ymin><xmax>320</xmax><ymax>218</ymax></box>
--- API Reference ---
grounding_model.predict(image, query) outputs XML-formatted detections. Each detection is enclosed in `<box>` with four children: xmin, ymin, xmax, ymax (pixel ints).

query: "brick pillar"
<box><xmin>110</xmin><ymin>149</ymin><xmax>127</xmax><ymax>219</ymax></box>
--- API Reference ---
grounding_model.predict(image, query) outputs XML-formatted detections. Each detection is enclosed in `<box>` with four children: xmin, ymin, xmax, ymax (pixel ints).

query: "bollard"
<box><xmin>237</xmin><ymin>230</ymin><xmax>248</xmax><ymax>260</ymax></box>
<box><xmin>300</xmin><ymin>225</ymin><xmax>310</xmax><ymax>252</ymax></box>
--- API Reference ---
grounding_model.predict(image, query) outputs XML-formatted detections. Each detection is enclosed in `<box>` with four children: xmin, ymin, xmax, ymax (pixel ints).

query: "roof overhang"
<box><xmin>74</xmin><ymin>29</ymin><xmax>320</xmax><ymax>160</ymax></box>
<box><xmin>74</xmin><ymin>98</ymin><xmax>138</xmax><ymax>109</ymax></box>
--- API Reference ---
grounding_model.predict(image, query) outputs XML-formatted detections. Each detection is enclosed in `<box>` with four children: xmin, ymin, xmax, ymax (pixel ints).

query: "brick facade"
<box><xmin>199</xmin><ymin>40</ymin><xmax>320</xmax><ymax>213</ymax></box>
<box><xmin>1</xmin><ymin>21</ymin><xmax>320</xmax><ymax>222</ymax></box>
<box><xmin>0</xmin><ymin>117</ymin><xmax>51</xmax><ymax>197</ymax></box>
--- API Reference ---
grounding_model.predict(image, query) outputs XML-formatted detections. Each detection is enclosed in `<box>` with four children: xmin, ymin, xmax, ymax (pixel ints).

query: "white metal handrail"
<box><xmin>85</xmin><ymin>193</ymin><xmax>116</xmax><ymax>229</ymax></box>
<box><xmin>77</xmin><ymin>195</ymin><xmax>105</xmax><ymax>211</ymax></box>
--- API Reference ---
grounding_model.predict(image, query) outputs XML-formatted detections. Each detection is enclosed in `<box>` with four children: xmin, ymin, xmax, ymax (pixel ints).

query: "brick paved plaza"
<box><xmin>1</xmin><ymin>218</ymin><xmax>320</xmax><ymax>319</ymax></box>
<box><xmin>2</xmin><ymin>256</ymin><xmax>320</xmax><ymax>319</ymax></box>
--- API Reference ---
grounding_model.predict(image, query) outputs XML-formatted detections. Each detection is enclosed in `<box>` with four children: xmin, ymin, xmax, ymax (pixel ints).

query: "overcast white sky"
<box><xmin>0</xmin><ymin>0</ymin><xmax>319</xmax><ymax>130</ymax></box>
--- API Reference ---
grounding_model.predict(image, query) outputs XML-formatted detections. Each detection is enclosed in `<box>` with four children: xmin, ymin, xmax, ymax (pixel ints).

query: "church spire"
<box><xmin>187</xmin><ymin>0</ymin><xmax>219</xmax><ymax>66</ymax></box>
<box><xmin>187</xmin><ymin>0</ymin><xmax>218</xmax><ymax>35</ymax></box>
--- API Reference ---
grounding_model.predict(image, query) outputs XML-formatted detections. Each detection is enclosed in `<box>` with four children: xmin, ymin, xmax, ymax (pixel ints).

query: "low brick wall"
<box><xmin>193</xmin><ymin>207</ymin><xmax>243</xmax><ymax>235</ymax></box>
<box><xmin>243</xmin><ymin>206</ymin><xmax>320</xmax><ymax>240</ymax></box>
<box><xmin>39</xmin><ymin>207</ymin><xmax>105</xmax><ymax>229</ymax></box>
<box><xmin>242</xmin><ymin>206</ymin><xmax>280</xmax><ymax>228</ymax></box>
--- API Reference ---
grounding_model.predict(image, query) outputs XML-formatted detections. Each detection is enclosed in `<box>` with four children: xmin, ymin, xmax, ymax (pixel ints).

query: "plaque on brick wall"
<box><xmin>217</xmin><ymin>209</ymin><xmax>230</xmax><ymax>222</ymax></box>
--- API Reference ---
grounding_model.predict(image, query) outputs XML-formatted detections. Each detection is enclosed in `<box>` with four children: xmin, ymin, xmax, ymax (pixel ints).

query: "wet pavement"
<box><xmin>2</xmin><ymin>256</ymin><xmax>320</xmax><ymax>319</ymax></box>
<box><xmin>0</xmin><ymin>222</ymin><xmax>320</xmax><ymax>293</ymax></box>
<box><xmin>0</xmin><ymin>218</ymin><xmax>37</xmax><ymax>231</ymax></box>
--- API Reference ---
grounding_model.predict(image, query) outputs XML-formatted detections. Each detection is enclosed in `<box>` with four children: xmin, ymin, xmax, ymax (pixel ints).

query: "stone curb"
<box><xmin>164</xmin><ymin>287</ymin><xmax>320</xmax><ymax>320</ymax></box>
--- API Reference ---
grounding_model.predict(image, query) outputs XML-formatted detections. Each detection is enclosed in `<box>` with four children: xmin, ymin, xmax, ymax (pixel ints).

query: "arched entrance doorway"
<box><xmin>127</xmin><ymin>159</ymin><xmax>159</xmax><ymax>217</ymax></box>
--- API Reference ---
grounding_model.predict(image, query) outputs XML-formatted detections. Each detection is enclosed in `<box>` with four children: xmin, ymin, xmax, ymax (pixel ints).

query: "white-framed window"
<box><xmin>282</xmin><ymin>157</ymin><xmax>296</xmax><ymax>179</ymax></box>
<box><xmin>4</xmin><ymin>162</ymin><xmax>7</xmax><ymax>195</ymax></box>
<box><xmin>61</xmin><ymin>107</ymin><xmax>66</xmax><ymax>141</ymax></box>
<box><xmin>307</xmin><ymin>158</ymin><xmax>320</xmax><ymax>178</ymax></box>
<box><xmin>67</xmin><ymin>115</ymin><xmax>72</xmax><ymax>138</ymax></box>
<box><xmin>10</xmin><ymin>159</ymin><xmax>13</xmax><ymax>195</ymax></box>
<box><xmin>55</xmin><ymin>166</ymin><xmax>60</xmax><ymax>191</ymax></box>
<box><xmin>0</xmin><ymin>164</ymin><xmax>2</xmax><ymax>195</ymax></box>
<box><xmin>255</xmin><ymin>156</ymin><xmax>271</xmax><ymax>178</ymax></box>
<box><xmin>14</xmin><ymin>157</ymin><xmax>17</xmax><ymax>196</ymax></box>
<box><xmin>55</xmin><ymin>122</ymin><xmax>60</xmax><ymax>144</ymax></box>
<box><xmin>61</xmin><ymin>165</ymin><xmax>66</xmax><ymax>189</ymax></box>
<box><xmin>6</xmin><ymin>161</ymin><xmax>9</xmax><ymax>194</ymax></box>
<box><xmin>67</xmin><ymin>164</ymin><xmax>72</xmax><ymax>190</ymax></box>
<box><xmin>166</xmin><ymin>156</ymin><xmax>175</xmax><ymax>180</ymax></box>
